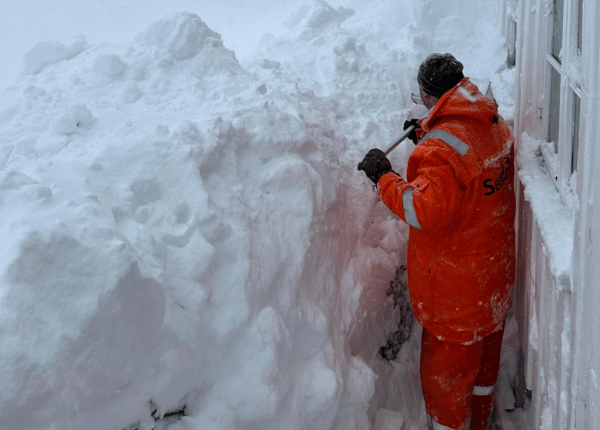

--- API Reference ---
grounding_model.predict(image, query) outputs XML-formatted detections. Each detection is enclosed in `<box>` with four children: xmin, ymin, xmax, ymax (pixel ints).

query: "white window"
<box><xmin>503</xmin><ymin>0</ymin><xmax>518</xmax><ymax>68</ymax></box>
<box><xmin>541</xmin><ymin>0</ymin><xmax>584</xmax><ymax>202</ymax></box>
<box><xmin>506</xmin><ymin>16</ymin><xmax>517</xmax><ymax>68</ymax></box>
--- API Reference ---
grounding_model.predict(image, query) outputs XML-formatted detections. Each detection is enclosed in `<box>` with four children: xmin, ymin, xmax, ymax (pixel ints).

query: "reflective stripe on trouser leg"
<box><xmin>473</xmin><ymin>384</ymin><xmax>496</xmax><ymax>396</ymax></box>
<box><xmin>470</xmin><ymin>323</ymin><xmax>505</xmax><ymax>430</ymax></box>
<box><xmin>427</xmin><ymin>414</ymin><xmax>470</xmax><ymax>430</ymax></box>
<box><xmin>471</xmin><ymin>383</ymin><xmax>496</xmax><ymax>430</ymax></box>
<box><xmin>420</xmin><ymin>327</ymin><xmax>482</xmax><ymax>430</ymax></box>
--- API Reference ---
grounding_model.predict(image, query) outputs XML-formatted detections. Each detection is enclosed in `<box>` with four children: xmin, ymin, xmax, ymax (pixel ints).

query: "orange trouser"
<box><xmin>420</xmin><ymin>322</ymin><xmax>505</xmax><ymax>430</ymax></box>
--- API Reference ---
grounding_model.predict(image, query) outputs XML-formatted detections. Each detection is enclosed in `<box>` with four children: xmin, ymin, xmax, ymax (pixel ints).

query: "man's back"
<box><xmin>357</xmin><ymin>53</ymin><xmax>517</xmax><ymax>430</ymax></box>
<box><xmin>378</xmin><ymin>77</ymin><xmax>516</xmax><ymax>344</ymax></box>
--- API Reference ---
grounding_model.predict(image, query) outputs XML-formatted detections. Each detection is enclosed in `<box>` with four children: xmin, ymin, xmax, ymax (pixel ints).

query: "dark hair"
<box><xmin>417</xmin><ymin>53</ymin><xmax>464</xmax><ymax>98</ymax></box>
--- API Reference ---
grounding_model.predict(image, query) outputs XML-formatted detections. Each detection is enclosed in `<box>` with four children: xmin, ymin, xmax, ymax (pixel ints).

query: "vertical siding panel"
<box><xmin>517</xmin><ymin>208</ymin><xmax>571</xmax><ymax>430</ymax></box>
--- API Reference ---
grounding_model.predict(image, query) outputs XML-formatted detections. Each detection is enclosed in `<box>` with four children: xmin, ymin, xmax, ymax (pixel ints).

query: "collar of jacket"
<box><xmin>419</xmin><ymin>77</ymin><xmax>498</xmax><ymax>133</ymax></box>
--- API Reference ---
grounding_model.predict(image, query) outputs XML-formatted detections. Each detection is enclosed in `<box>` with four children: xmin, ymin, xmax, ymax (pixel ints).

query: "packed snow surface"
<box><xmin>0</xmin><ymin>1</ymin><xmax>518</xmax><ymax>429</ymax></box>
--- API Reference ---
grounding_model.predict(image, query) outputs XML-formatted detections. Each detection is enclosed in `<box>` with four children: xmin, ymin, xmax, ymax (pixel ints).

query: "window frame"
<box><xmin>542</xmin><ymin>0</ymin><xmax>584</xmax><ymax>203</ymax></box>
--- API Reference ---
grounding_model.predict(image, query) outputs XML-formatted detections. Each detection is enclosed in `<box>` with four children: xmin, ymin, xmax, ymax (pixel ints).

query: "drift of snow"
<box><xmin>0</xmin><ymin>1</ymin><xmax>520</xmax><ymax>429</ymax></box>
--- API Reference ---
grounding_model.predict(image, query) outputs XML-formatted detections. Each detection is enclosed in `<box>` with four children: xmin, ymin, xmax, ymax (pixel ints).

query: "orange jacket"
<box><xmin>378</xmin><ymin>78</ymin><xmax>516</xmax><ymax>345</ymax></box>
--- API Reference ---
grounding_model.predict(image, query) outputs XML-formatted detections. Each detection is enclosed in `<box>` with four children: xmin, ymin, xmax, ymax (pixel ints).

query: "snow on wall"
<box><xmin>516</xmin><ymin>133</ymin><xmax>574</xmax><ymax>286</ymax></box>
<box><xmin>0</xmin><ymin>1</ymin><xmax>512</xmax><ymax>429</ymax></box>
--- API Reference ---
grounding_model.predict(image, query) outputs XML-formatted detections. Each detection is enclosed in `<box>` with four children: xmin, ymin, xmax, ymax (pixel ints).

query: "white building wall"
<box><xmin>573</xmin><ymin>0</ymin><xmax>600</xmax><ymax>427</ymax></box>
<box><xmin>502</xmin><ymin>0</ymin><xmax>600</xmax><ymax>428</ymax></box>
<box><xmin>515</xmin><ymin>196</ymin><xmax>572</xmax><ymax>429</ymax></box>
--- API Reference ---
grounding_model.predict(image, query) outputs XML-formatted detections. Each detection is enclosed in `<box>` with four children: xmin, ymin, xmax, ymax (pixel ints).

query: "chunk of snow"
<box><xmin>22</xmin><ymin>37</ymin><xmax>88</xmax><ymax>75</ymax></box>
<box><xmin>372</xmin><ymin>408</ymin><xmax>406</xmax><ymax>430</ymax></box>
<box><xmin>93</xmin><ymin>54</ymin><xmax>125</xmax><ymax>76</ymax></box>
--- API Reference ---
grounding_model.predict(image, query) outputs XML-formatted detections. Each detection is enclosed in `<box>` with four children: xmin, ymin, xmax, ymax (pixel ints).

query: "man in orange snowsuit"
<box><xmin>358</xmin><ymin>53</ymin><xmax>516</xmax><ymax>430</ymax></box>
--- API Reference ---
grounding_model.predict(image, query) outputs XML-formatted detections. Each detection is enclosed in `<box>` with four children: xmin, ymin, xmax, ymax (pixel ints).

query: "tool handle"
<box><xmin>383</xmin><ymin>125</ymin><xmax>416</xmax><ymax>156</ymax></box>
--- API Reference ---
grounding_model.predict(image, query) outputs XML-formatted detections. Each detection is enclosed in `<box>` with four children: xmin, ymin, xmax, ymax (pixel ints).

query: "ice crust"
<box><xmin>0</xmin><ymin>1</ymin><xmax>515</xmax><ymax>429</ymax></box>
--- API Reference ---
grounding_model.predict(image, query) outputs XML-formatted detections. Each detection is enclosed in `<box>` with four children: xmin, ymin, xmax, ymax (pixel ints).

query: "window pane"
<box><xmin>577</xmin><ymin>0</ymin><xmax>583</xmax><ymax>54</ymax></box>
<box><xmin>507</xmin><ymin>18</ymin><xmax>517</xmax><ymax>67</ymax></box>
<box><xmin>548</xmin><ymin>66</ymin><xmax>561</xmax><ymax>151</ymax></box>
<box><xmin>571</xmin><ymin>93</ymin><xmax>581</xmax><ymax>173</ymax></box>
<box><xmin>552</xmin><ymin>0</ymin><xmax>564</xmax><ymax>62</ymax></box>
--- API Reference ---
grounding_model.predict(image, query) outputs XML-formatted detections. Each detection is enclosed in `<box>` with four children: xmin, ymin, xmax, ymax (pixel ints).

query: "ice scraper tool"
<box><xmin>383</xmin><ymin>124</ymin><xmax>419</xmax><ymax>156</ymax></box>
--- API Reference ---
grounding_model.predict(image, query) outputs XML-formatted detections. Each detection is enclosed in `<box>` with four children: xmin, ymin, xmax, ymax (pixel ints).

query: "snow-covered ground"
<box><xmin>0</xmin><ymin>1</ymin><xmax>528</xmax><ymax>429</ymax></box>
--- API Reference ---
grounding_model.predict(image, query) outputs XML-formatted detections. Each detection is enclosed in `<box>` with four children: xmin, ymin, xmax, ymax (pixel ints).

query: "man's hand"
<box><xmin>403</xmin><ymin>118</ymin><xmax>421</xmax><ymax>145</ymax></box>
<box><xmin>357</xmin><ymin>148</ymin><xmax>392</xmax><ymax>184</ymax></box>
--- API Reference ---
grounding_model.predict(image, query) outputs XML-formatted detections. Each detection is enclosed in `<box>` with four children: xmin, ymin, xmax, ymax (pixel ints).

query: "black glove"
<box><xmin>403</xmin><ymin>118</ymin><xmax>421</xmax><ymax>145</ymax></box>
<box><xmin>357</xmin><ymin>148</ymin><xmax>392</xmax><ymax>184</ymax></box>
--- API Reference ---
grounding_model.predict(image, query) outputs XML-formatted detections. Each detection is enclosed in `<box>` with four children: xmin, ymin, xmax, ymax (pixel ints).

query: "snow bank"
<box><xmin>0</xmin><ymin>9</ymin><xmax>391</xmax><ymax>430</ymax></box>
<box><xmin>0</xmin><ymin>1</ymin><xmax>515</xmax><ymax>429</ymax></box>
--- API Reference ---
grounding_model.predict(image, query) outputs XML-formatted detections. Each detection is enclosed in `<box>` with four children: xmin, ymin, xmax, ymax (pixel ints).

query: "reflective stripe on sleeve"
<box><xmin>422</xmin><ymin>129</ymin><xmax>469</xmax><ymax>155</ymax></box>
<box><xmin>402</xmin><ymin>188</ymin><xmax>422</xmax><ymax>230</ymax></box>
<box><xmin>473</xmin><ymin>384</ymin><xmax>496</xmax><ymax>396</ymax></box>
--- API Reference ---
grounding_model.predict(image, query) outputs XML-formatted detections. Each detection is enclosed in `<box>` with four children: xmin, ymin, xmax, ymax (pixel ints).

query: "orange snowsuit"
<box><xmin>377</xmin><ymin>77</ymin><xmax>516</xmax><ymax>429</ymax></box>
<box><xmin>378</xmin><ymin>77</ymin><xmax>515</xmax><ymax>344</ymax></box>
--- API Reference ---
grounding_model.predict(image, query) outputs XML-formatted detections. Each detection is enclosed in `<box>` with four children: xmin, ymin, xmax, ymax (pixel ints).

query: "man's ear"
<box><xmin>422</xmin><ymin>92</ymin><xmax>439</xmax><ymax>110</ymax></box>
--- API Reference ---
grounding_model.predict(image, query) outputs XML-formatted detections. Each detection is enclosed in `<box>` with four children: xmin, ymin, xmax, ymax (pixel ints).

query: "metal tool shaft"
<box><xmin>383</xmin><ymin>125</ymin><xmax>416</xmax><ymax>155</ymax></box>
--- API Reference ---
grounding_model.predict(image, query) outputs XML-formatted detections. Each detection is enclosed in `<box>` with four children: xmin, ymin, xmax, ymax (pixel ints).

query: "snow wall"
<box><xmin>0</xmin><ymin>1</ymin><xmax>514</xmax><ymax>429</ymax></box>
